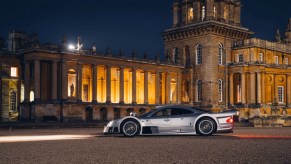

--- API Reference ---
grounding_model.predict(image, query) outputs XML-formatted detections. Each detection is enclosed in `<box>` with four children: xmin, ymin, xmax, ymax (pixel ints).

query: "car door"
<box><xmin>146</xmin><ymin>108</ymin><xmax>175</xmax><ymax>134</ymax></box>
<box><xmin>169</xmin><ymin>108</ymin><xmax>196</xmax><ymax>133</ymax></box>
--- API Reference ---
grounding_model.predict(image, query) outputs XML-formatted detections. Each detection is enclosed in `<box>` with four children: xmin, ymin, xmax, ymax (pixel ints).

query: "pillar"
<box><xmin>77</xmin><ymin>63</ymin><xmax>83</xmax><ymax>102</ymax></box>
<box><xmin>193</xmin><ymin>0</ymin><xmax>201</xmax><ymax>22</ymax></box>
<box><xmin>51</xmin><ymin>61</ymin><xmax>58</xmax><ymax>101</ymax></box>
<box><xmin>257</xmin><ymin>72</ymin><xmax>261</xmax><ymax>104</ymax></box>
<box><xmin>172</xmin><ymin>1</ymin><xmax>181</xmax><ymax>27</ymax></box>
<box><xmin>229</xmin><ymin>73</ymin><xmax>234</xmax><ymax>105</ymax></box>
<box><xmin>287</xmin><ymin>75</ymin><xmax>291</xmax><ymax>105</ymax></box>
<box><xmin>229</xmin><ymin>3</ymin><xmax>235</xmax><ymax>24</ymax></box>
<box><xmin>24</xmin><ymin>62</ymin><xmax>30</xmax><ymax>101</ymax></box>
<box><xmin>250</xmin><ymin>73</ymin><xmax>256</xmax><ymax>104</ymax></box>
<box><xmin>234</xmin><ymin>3</ymin><xmax>241</xmax><ymax>26</ymax></box>
<box><xmin>166</xmin><ymin>72</ymin><xmax>171</xmax><ymax>104</ymax></box>
<box><xmin>177</xmin><ymin>72</ymin><xmax>182</xmax><ymax>104</ymax></box>
<box><xmin>106</xmin><ymin>66</ymin><xmax>111</xmax><ymax>103</ymax></box>
<box><xmin>261</xmin><ymin>73</ymin><xmax>265</xmax><ymax>104</ymax></box>
<box><xmin>206</xmin><ymin>0</ymin><xmax>215</xmax><ymax>20</ymax></box>
<box><xmin>132</xmin><ymin>69</ymin><xmax>137</xmax><ymax>104</ymax></box>
<box><xmin>241</xmin><ymin>73</ymin><xmax>246</xmax><ymax>104</ymax></box>
<box><xmin>155</xmin><ymin>71</ymin><xmax>160</xmax><ymax>104</ymax></box>
<box><xmin>61</xmin><ymin>60</ymin><xmax>68</xmax><ymax>100</ymax></box>
<box><xmin>92</xmin><ymin>65</ymin><xmax>97</xmax><ymax>103</ymax></box>
<box><xmin>144</xmin><ymin>70</ymin><xmax>148</xmax><ymax>104</ymax></box>
<box><xmin>34</xmin><ymin>60</ymin><xmax>40</xmax><ymax>101</ymax></box>
<box><xmin>119</xmin><ymin>67</ymin><xmax>125</xmax><ymax>104</ymax></box>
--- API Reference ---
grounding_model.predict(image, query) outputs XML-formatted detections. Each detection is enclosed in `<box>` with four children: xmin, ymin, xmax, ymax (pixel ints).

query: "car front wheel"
<box><xmin>121</xmin><ymin>119</ymin><xmax>140</xmax><ymax>137</ymax></box>
<box><xmin>196</xmin><ymin>118</ymin><xmax>216</xmax><ymax>136</ymax></box>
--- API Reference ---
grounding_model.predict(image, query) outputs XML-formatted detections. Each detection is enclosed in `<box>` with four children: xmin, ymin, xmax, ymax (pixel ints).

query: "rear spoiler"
<box><xmin>219</xmin><ymin>109</ymin><xmax>239</xmax><ymax>116</ymax></box>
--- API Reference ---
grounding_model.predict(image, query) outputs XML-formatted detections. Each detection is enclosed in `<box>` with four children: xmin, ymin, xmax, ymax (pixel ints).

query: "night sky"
<box><xmin>0</xmin><ymin>0</ymin><xmax>290</xmax><ymax>58</ymax></box>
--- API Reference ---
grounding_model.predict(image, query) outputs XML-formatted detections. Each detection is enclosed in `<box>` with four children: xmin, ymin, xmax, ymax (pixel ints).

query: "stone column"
<box><xmin>172</xmin><ymin>1</ymin><xmax>181</xmax><ymax>27</ymax></box>
<box><xmin>261</xmin><ymin>73</ymin><xmax>265</xmax><ymax>104</ymax></box>
<box><xmin>257</xmin><ymin>72</ymin><xmax>262</xmax><ymax>104</ymax></box>
<box><xmin>287</xmin><ymin>75</ymin><xmax>291</xmax><ymax>105</ymax></box>
<box><xmin>106</xmin><ymin>66</ymin><xmax>111</xmax><ymax>103</ymax></box>
<box><xmin>119</xmin><ymin>67</ymin><xmax>124</xmax><ymax>104</ymax></box>
<box><xmin>234</xmin><ymin>4</ymin><xmax>241</xmax><ymax>26</ymax></box>
<box><xmin>77</xmin><ymin>63</ymin><xmax>83</xmax><ymax>102</ymax></box>
<box><xmin>229</xmin><ymin>3</ymin><xmax>235</xmax><ymax>24</ymax></box>
<box><xmin>24</xmin><ymin>62</ymin><xmax>30</xmax><ymax>101</ymax></box>
<box><xmin>229</xmin><ymin>73</ymin><xmax>234</xmax><ymax>105</ymax></box>
<box><xmin>193</xmin><ymin>0</ymin><xmax>201</xmax><ymax>22</ymax></box>
<box><xmin>166</xmin><ymin>72</ymin><xmax>171</xmax><ymax>104</ymax></box>
<box><xmin>250</xmin><ymin>73</ymin><xmax>256</xmax><ymax>104</ymax></box>
<box><xmin>61</xmin><ymin>60</ymin><xmax>68</xmax><ymax>100</ymax></box>
<box><xmin>144</xmin><ymin>70</ymin><xmax>148</xmax><ymax>104</ymax></box>
<box><xmin>34</xmin><ymin>60</ymin><xmax>40</xmax><ymax>101</ymax></box>
<box><xmin>92</xmin><ymin>65</ymin><xmax>97</xmax><ymax>103</ymax></box>
<box><xmin>241</xmin><ymin>73</ymin><xmax>246</xmax><ymax>104</ymax></box>
<box><xmin>206</xmin><ymin>0</ymin><xmax>215</xmax><ymax>20</ymax></box>
<box><xmin>155</xmin><ymin>71</ymin><xmax>160</xmax><ymax>104</ymax></box>
<box><xmin>177</xmin><ymin>72</ymin><xmax>182</xmax><ymax>104</ymax></box>
<box><xmin>51</xmin><ymin>61</ymin><xmax>58</xmax><ymax>101</ymax></box>
<box><xmin>132</xmin><ymin>69</ymin><xmax>137</xmax><ymax>104</ymax></box>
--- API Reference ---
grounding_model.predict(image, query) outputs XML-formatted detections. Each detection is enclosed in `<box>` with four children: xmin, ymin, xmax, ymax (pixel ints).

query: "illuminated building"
<box><xmin>0</xmin><ymin>0</ymin><xmax>291</xmax><ymax>125</ymax></box>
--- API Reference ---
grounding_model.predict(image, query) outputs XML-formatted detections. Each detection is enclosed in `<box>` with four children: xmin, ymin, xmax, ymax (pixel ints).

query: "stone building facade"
<box><xmin>1</xmin><ymin>0</ymin><xmax>291</xmax><ymax>125</ymax></box>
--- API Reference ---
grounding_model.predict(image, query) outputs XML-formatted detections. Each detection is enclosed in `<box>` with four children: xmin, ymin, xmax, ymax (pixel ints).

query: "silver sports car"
<box><xmin>103</xmin><ymin>105</ymin><xmax>238</xmax><ymax>137</ymax></box>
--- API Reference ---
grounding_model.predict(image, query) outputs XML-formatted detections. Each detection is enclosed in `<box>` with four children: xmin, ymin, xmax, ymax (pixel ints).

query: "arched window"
<box><xmin>10</xmin><ymin>91</ymin><xmax>17</xmax><ymax>111</ymax></box>
<box><xmin>218</xmin><ymin>44</ymin><xmax>223</xmax><ymax>65</ymax></box>
<box><xmin>30</xmin><ymin>91</ymin><xmax>34</xmax><ymax>102</ymax></box>
<box><xmin>196</xmin><ymin>80</ymin><xmax>202</xmax><ymax>102</ymax></box>
<box><xmin>219</xmin><ymin>79</ymin><xmax>223</xmax><ymax>102</ymax></box>
<box><xmin>196</xmin><ymin>44</ymin><xmax>202</xmax><ymax>65</ymax></box>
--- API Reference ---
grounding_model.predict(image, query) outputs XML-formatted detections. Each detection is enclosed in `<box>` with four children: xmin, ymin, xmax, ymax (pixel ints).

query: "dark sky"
<box><xmin>0</xmin><ymin>0</ymin><xmax>290</xmax><ymax>58</ymax></box>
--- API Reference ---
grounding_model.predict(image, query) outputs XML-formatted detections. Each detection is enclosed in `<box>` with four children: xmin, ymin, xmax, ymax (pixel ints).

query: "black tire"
<box><xmin>120</xmin><ymin>119</ymin><xmax>140</xmax><ymax>137</ymax></box>
<box><xmin>196</xmin><ymin>118</ymin><xmax>216</xmax><ymax>136</ymax></box>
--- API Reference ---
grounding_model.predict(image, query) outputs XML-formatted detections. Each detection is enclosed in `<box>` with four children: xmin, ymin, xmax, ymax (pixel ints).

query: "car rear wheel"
<box><xmin>121</xmin><ymin>119</ymin><xmax>140</xmax><ymax>137</ymax></box>
<box><xmin>196</xmin><ymin>118</ymin><xmax>216</xmax><ymax>136</ymax></box>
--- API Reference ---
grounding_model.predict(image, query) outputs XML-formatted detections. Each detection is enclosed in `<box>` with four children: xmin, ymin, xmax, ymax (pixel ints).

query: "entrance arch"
<box><xmin>85</xmin><ymin>106</ymin><xmax>93</xmax><ymax>122</ymax></box>
<box><xmin>100</xmin><ymin>107</ymin><xmax>108</xmax><ymax>121</ymax></box>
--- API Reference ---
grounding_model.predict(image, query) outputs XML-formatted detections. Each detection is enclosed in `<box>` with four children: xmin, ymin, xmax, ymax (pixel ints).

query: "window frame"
<box><xmin>10</xmin><ymin>91</ymin><xmax>17</xmax><ymax>112</ymax></box>
<box><xmin>275</xmin><ymin>56</ymin><xmax>279</xmax><ymax>64</ymax></box>
<box><xmin>259</xmin><ymin>53</ymin><xmax>263</xmax><ymax>62</ymax></box>
<box><xmin>196</xmin><ymin>80</ymin><xmax>202</xmax><ymax>102</ymax></box>
<box><xmin>10</xmin><ymin>67</ymin><xmax>18</xmax><ymax>77</ymax></box>
<box><xmin>218</xmin><ymin>79</ymin><xmax>223</xmax><ymax>102</ymax></box>
<box><xmin>218</xmin><ymin>44</ymin><xmax>223</xmax><ymax>65</ymax></box>
<box><xmin>196</xmin><ymin>45</ymin><xmax>202</xmax><ymax>65</ymax></box>
<box><xmin>238</xmin><ymin>54</ymin><xmax>244</xmax><ymax>63</ymax></box>
<box><xmin>278</xmin><ymin>86</ymin><xmax>284</xmax><ymax>103</ymax></box>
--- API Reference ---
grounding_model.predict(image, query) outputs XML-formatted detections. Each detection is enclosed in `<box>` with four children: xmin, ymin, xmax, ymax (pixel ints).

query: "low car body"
<box><xmin>103</xmin><ymin>105</ymin><xmax>238</xmax><ymax>137</ymax></box>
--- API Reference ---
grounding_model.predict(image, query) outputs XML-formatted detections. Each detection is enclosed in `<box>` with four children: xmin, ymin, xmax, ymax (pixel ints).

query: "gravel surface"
<box><xmin>0</xmin><ymin>127</ymin><xmax>290</xmax><ymax>164</ymax></box>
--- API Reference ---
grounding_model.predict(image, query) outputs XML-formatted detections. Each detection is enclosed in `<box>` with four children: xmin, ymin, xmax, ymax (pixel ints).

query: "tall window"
<box><xmin>218</xmin><ymin>79</ymin><xmax>223</xmax><ymax>102</ymax></box>
<box><xmin>201</xmin><ymin>6</ymin><xmax>205</xmax><ymax>21</ymax></box>
<box><xmin>275</xmin><ymin>56</ymin><xmax>279</xmax><ymax>64</ymax></box>
<box><xmin>214</xmin><ymin>6</ymin><xmax>217</xmax><ymax>18</ymax></box>
<box><xmin>196</xmin><ymin>44</ymin><xmax>202</xmax><ymax>65</ymax></box>
<box><xmin>285</xmin><ymin>58</ymin><xmax>289</xmax><ymax>65</ymax></box>
<box><xmin>278</xmin><ymin>86</ymin><xmax>284</xmax><ymax>103</ymax></box>
<box><xmin>10</xmin><ymin>91</ymin><xmax>17</xmax><ymax>112</ymax></box>
<box><xmin>196</xmin><ymin>80</ymin><xmax>202</xmax><ymax>102</ymax></box>
<box><xmin>259</xmin><ymin>53</ymin><xmax>263</xmax><ymax>62</ymax></box>
<box><xmin>237</xmin><ymin>85</ymin><xmax>242</xmax><ymax>103</ymax></box>
<box><xmin>238</xmin><ymin>54</ymin><xmax>244</xmax><ymax>62</ymax></box>
<box><xmin>187</xmin><ymin>8</ymin><xmax>194</xmax><ymax>23</ymax></box>
<box><xmin>218</xmin><ymin>44</ymin><xmax>223</xmax><ymax>65</ymax></box>
<box><xmin>10</xmin><ymin>67</ymin><xmax>18</xmax><ymax>77</ymax></box>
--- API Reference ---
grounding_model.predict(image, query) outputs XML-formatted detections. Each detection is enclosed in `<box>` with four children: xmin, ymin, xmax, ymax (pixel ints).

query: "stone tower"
<box><xmin>284</xmin><ymin>18</ymin><xmax>291</xmax><ymax>44</ymax></box>
<box><xmin>163</xmin><ymin>0</ymin><xmax>253</xmax><ymax>110</ymax></box>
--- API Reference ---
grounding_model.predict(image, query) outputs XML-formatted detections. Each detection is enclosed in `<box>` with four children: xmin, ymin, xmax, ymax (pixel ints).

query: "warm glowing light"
<box><xmin>68</xmin><ymin>44</ymin><xmax>75</xmax><ymax>50</ymax></box>
<box><xmin>0</xmin><ymin>135</ymin><xmax>92</xmax><ymax>143</ymax></box>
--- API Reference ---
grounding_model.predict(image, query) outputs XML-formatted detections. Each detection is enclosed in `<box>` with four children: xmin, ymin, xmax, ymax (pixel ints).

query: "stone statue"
<box><xmin>70</xmin><ymin>84</ymin><xmax>75</xmax><ymax>97</ymax></box>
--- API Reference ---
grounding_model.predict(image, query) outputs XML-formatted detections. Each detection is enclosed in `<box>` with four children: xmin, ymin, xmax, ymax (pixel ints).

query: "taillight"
<box><xmin>226</xmin><ymin>117</ymin><xmax>234</xmax><ymax>124</ymax></box>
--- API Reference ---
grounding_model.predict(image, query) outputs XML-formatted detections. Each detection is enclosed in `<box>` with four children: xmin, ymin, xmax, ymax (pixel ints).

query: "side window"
<box><xmin>179</xmin><ymin>109</ymin><xmax>194</xmax><ymax>115</ymax></box>
<box><xmin>152</xmin><ymin>108</ymin><xmax>171</xmax><ymax>117</ymax></box>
